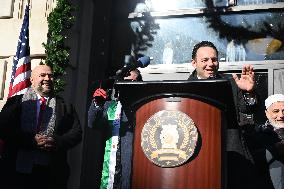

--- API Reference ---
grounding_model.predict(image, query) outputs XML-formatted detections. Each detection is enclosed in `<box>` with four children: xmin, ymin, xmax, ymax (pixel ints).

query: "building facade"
<box><xmin>1</xmin><ymin>0</ymin><xmax>284</xmax><ymax>189</ymax></box>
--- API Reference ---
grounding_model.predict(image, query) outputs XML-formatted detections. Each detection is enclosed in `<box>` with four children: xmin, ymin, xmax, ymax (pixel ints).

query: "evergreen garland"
<box><xmin>42</xmin><ymin>0</ymin><xmax>75</xmax><ymax>94</ymax></box>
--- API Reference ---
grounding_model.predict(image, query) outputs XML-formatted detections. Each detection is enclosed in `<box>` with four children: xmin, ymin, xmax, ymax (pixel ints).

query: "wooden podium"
<box><xmin>114</xmin><ymin>80</ymin><xmax>237</xmax><ymax>189</ymax></box>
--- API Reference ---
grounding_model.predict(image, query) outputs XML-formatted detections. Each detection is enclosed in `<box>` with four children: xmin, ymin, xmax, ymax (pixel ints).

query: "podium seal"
<box><xmin>141</xmin><ymin>110</ymin><xmax>198</xmax><ymax>167</ymax></box>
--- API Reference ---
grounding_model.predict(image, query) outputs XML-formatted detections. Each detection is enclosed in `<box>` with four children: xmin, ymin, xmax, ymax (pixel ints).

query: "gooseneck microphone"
<box><xmin>115</xmin><ymin>56</ymin><xmax>151</xmax><ymax>77</ymax></box>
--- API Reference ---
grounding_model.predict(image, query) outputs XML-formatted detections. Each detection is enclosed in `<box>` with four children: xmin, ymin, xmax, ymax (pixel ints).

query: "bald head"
<box><xmin>30</xmin><ymin>65</ymin><xmax>54</xmax><ymax>97</ymax></box>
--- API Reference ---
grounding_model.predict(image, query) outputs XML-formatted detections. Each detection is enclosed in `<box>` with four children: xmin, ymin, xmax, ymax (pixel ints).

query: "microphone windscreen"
<box><xmin>137</xmin><ymin>56</ymin><xmax>150</xmax><ymax>68</ymax></box>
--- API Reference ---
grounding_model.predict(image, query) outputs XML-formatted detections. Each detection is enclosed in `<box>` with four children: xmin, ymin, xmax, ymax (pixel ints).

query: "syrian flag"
<box><xmin>100</xmin><ymin>101</ymin><xmax>122</xmax><ymax>189</ymax></box>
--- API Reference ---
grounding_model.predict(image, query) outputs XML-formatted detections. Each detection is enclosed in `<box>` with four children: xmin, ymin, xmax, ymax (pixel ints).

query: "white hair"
<box><xmin>265</xmin><ymin>94</ymin><xmax>284</xmax><ymax>109</ymax></box>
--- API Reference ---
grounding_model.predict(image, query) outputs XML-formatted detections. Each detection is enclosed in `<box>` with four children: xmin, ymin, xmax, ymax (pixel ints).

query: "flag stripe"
<box><xmin>106</xmin><ymin>136</ymin><xmax>119</xmax><ymax>189</ymax></box>
<box><xmin>9</xmin><ymin>79</ymin><xmax>31</xmax><ymax>96</ymax></box>
<box><xmin>16</xmin><ymin>55</ymin><xmax>31</xmax><ymax>68</ymax></box>
<box><xmin>12</xmin><ymin>70</ymin><xmax>31</xmax><ymax>87</ymax></box>
<box><xmin>100</xmin><ymin>137</ymin><xmax>115</xmax><ymax>189</ymax></box>
<box><xmin>11</xmin><ymin>88</ymin><xmax>29</xmax><ymax>97</ymax></box>
<box><xmin>15</xmin><ymin>62</ymin><xmax>31</xmax><ymax>78</ymax></box>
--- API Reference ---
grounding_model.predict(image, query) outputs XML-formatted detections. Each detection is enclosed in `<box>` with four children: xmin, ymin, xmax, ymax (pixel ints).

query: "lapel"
<box><xmin>21</xmin><ymin>88</ymin><xmax>38</xmax><ymax>133</ymax></box>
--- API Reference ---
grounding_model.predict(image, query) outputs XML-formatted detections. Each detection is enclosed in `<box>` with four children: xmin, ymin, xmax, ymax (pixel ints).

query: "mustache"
<box><xmin>42</xmin><ymin>81</ymin><xmax>52</xmax><ymax>84</ymax></box>
<box><xmin>41</xmin><ymin>82</ymin><xmax>53</xmax><ymax>88</ymax></box>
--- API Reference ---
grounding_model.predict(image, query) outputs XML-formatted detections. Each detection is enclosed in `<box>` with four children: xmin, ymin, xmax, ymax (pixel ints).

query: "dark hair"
<box><xmin>191</xmin><ymin>41</ymin><xmax>218</xmax><ymax>60</ymax></box>
<box><xmin>129</xmin><ymin>68</ymin><xmax>143</xmax><ymax>81</ymax></box>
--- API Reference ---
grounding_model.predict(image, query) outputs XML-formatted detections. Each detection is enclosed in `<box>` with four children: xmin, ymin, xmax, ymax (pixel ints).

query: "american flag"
<box><xmin>8</xmin><ymin>5</ymin><xmax>31</xmax><ymax>98</ymax></box>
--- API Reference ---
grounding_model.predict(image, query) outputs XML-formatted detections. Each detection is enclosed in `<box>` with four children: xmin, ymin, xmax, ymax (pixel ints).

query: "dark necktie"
<box><xmin>37</xmin><ymin>97</ymin><xmax>46</xmax><ymax>133</ymax></box>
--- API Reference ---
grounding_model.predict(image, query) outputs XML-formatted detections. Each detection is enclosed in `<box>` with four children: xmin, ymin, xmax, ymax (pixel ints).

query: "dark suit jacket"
<box><xmin>0</xmin><ymin>94</ymin><xmax>82</xmax><ymax>188</ymax></box>
<box><xmin>251</xmin><ymin>123</ymin><xmax>284</xmax><ymax>163</ymax></box>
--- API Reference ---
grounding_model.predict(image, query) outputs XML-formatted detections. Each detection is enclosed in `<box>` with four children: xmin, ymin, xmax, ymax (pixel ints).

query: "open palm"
<box><xmin>232</xmin><ymin>65</ymin><xmax>255</xmax><ymax>92</ymax></box>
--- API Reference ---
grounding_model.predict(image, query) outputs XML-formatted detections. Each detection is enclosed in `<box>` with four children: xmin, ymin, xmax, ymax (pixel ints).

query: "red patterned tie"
<box><xmin>37</xmin><ymin>97</ymin><xmax>46</xmax><ymax>133</ymax></box>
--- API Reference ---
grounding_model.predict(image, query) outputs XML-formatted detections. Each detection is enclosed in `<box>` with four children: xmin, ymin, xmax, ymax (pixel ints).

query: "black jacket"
<box><xmin>253</xmin><ymin>123</ymin><xmax>284</xmax><ymax>164</ymax></box>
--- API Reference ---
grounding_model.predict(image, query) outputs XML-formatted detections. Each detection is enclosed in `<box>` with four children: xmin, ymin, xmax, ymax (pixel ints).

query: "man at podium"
<box><xmin>188</xmin><ymin>41</ymin><xmax>273</xmax><ymax>189</ymax></box>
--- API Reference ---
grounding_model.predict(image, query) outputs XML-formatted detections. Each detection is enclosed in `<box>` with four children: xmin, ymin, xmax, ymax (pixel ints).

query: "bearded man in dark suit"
<box><xmin>0</xmin><ymin>65</ymin><xmax>82</xmax><ymax>189</ymax></box>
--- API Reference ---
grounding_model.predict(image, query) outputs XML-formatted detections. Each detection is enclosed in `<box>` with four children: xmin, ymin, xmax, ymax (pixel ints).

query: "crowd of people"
<box><xmin>0</xmin><ymin>41</ymin><xmax>284</xmax><ymax>189</ymax></box>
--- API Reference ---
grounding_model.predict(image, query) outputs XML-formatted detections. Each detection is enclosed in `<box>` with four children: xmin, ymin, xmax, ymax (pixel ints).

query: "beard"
<box><xmin>35</xmin><ymin>83</ymin><xmax>53</xmax><ymax>96</ymax></box>
<box><xmin>269</xmin><ymin>119</ymin><xmax>284</xmax><ymax>129</ymax></box>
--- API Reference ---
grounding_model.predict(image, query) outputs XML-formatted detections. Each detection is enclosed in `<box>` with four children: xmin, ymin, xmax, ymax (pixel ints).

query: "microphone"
<box><xmin>115</xmin><ymin>56</ymin><xmax>151</xmax><ymax>76</ymax></box>
<box><xmin>136</xmin><ymin>56</ymin><xmax>151</xmax><ymax>68</ymax></box>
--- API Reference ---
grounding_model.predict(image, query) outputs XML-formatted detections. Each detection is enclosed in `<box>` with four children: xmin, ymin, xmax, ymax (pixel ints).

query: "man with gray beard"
<box><xmin>265</xmin><ymin>94</ymin><xmax>284</xmax><ymax>130</ymax></box>
<box><xmin>244</xmin><ymin>94</ymin><xmax>284</xmax><ymax>189</ymax></box>
<box><xmin>254</xmin><ymin>94</ymin><xmax>284</xmax><ymax>189</ymax></box>
<box><xmin>0</xmin><ymin>65</ymin><xmax>82</xmax><ymax>189</ymax></box>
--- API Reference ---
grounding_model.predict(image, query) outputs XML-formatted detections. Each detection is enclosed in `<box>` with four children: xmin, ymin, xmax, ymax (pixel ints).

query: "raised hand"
<box><xmin>232</xmin><ymin>64</ymin><xmax>255</xmax><ymax>92</ymax></box>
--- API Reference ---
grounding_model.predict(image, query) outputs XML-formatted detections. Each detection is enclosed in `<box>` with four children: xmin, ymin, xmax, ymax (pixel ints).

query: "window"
<box><xmin>0</xmin><ymin>0</ymin><xmax>14</xmax><ymax>18</ymax></box>
<box><xmin>109</xmin><ymin>0</ymin><xmax>284</xmax><ymax>87</ymax></box>
<box><xmin>125</xmin><ymin>1</ymin><xmax>284</xmax><ymax>65</ymax></box>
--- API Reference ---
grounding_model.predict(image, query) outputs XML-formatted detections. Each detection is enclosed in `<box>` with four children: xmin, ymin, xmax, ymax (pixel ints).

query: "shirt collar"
<box><xmin>36</xmin><ymin>94</ymin><xmax>49</xmax><ymax>101</ymax></box>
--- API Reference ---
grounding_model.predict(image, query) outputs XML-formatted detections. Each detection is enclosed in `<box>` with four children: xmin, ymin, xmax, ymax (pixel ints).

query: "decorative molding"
<box><xmin>45</xmin><ymin>0</ymin><xmax>56</xmax><ymax>18</ymax></box>
<box><xmin>0</xmin><ymin>0</ymin><xmax>14</xmax><ymax>18</ymax></box>
<box><xmin>128</xmin><ymin>3</ymin><xmax>284</xmax><ymax>18</ymax></box>
<box><xmin>0</xmin><ymin>60</ymin><xmax>8</xmax><ymax>100</ymax></box>
<box><xmin>140</xmin><ymin>60</ymin><xmax>284</xmax><ymax>75</ymax></box>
